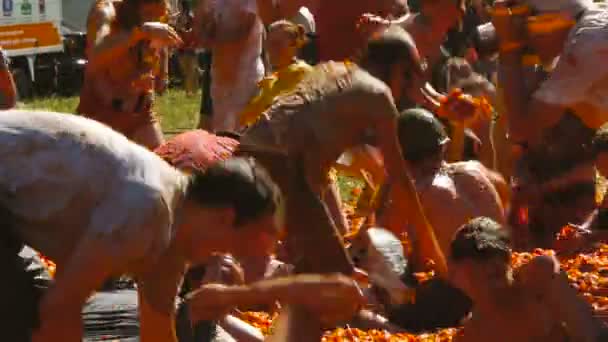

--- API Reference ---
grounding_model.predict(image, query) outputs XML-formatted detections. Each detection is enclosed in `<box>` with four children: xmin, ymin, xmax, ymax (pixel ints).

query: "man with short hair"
<box><xmin>0</xmin><ymin>110</ymin><xmax>281</xmax><ymax>341</ymax></box>
<box><xmin>372</xmin><ymin>109</ymin><xmax>505</xmax><ymax>331</ymax></box>
<box><xmin>449</xmin><ymin>217</ymin><xmax>606</xmax><ymax>342</ymax></box>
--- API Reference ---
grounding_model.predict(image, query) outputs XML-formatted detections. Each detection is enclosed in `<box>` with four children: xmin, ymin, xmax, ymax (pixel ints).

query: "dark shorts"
<box><xmin>387</xmin><ymin>278</ymin><xmax>472</xmax><ymax>333</ymax></box>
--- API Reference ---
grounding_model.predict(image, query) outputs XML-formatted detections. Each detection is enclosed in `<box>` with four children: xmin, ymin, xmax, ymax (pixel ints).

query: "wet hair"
<box><xmin>592</xmin><ymin>123</ymin><xmax>608</xmax><ymax>157</ymax></box>
<box><xmin>450</xmin><ymin>217</ymin><xmax>511</xmax><ymax>263</ymax></box>
<box><xmin>185</xmin><ymin>157</ymin><xmax>282</xmax><ymax>227</ymax></box>
<box><xmin>359</xmin><ymin>26</ymin><xmax>423</xmax><ymax>85</ymax></box>
<box><xmin>268</xmin><ymin>20</ymin><xmax>308</xmax><ymax>49</ymax></box>
<box><xmin>116</xmin><ymin>0</ymin><xmax>167</xmax><ymax>30</ymax></box>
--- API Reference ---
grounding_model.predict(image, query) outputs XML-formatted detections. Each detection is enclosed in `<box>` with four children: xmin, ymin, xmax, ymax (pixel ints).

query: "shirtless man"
<box><xmin>238</xmin><ymin>27</ymin><xmax>449</xmax><ymax>277</ymax></box>
<box><xmin>389</xmin><ymin>108</ymin><xmax>506</xmax><ymax>255</ymax></box>
<box><xmin>0</xmin><ymin>110</ymin><xmax>282</xmax><ymax>341</ymax></box>
<box><xmin>367</xmin><ymin>109</ymin><xmax>505</xmax><ymax>331</ymax></box>
<box><xmin>78</xmin><ymin>0</ymin><xmax>180</xmax><ymax>149</ymax></box>
<box><xmin>193</xmin><ymin>0</ymin><xmax>265</xmax><ymax>132</ymax></box>
<box><xmin>449</xmin><ymin>217</ymin><xmax>605</xmax><ymax>342</ymax></box>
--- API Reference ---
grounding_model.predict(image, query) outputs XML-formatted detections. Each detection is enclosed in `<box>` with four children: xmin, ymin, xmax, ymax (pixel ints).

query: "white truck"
<box><xmin>0</xmin><ymin>0</ymin><xmax>67</xmax><ymax>97</ymax></box>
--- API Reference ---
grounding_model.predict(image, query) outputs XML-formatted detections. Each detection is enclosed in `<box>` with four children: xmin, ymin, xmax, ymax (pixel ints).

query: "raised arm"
<box><xmin>86</xmin><ymin>2</ymin><xmax>181</xmax><ymax>72</ymax></box>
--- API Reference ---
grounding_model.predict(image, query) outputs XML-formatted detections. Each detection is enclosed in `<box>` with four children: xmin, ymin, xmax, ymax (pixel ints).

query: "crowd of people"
<box><xmin>0</xmin><ymin>0</ymin><xmax>608</xmax><ymax>341</ymax></box>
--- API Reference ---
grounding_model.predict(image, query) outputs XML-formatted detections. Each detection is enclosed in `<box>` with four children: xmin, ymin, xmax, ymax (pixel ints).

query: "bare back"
<box><xmin>417</xmin><ymin>161</ymin><xmax>505</xmax><ymax>254</ymax></box>
<box><xmin>0</xmin><ymin>110</ymin><xmax>186</xmax><ymax>270</ymax></box>
<box><xmin>241</xmin><ymin>61</ymin><xmax>398</xmax><ymax>188</ymax></box>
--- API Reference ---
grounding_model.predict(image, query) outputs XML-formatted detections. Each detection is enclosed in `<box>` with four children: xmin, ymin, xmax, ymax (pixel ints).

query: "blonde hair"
<box><xmin>268</xmin><ymin>20</ymin><xmax>308</xmax><ymax>48</ymax></box>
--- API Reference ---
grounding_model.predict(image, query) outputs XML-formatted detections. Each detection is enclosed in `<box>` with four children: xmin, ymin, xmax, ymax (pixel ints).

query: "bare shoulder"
<box><xmin>516</xmin><ymin>255</ymin><xmax>561</xmax><ymax>294</ymax></box>
<box><xmin>450</xmin><ymin>161</ymin><xmax>504</xmax><ymax>190</ymax></box>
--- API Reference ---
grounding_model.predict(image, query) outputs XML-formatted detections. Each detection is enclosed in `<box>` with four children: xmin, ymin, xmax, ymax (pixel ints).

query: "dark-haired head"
<box><xmin>450</xmin><ymin>217</ymin><xmax>511</xmax><ymax>263</ymax></box>
<box><xmin>186</xmin><ymin>157</ymin><xmax>281</xmax><ymax>227</ymax></box>
<box><xmin>178</xmin><ymin>157</ymin><xmax>283</xmax><ymax>262</ymax></box>
<box><xmin>359</xmin><ymin>27</ymin><xmax>424</xmax><ymax>105</ymax></box>
<box><xmin>360</xmin><ymin>26</ymin><xmax>423</xmax><ymax>86</ymax></box>
<box><xmin>448</xmin><ymin>217</ymin><xmax>512</xmax><ymax>299</ymax></box>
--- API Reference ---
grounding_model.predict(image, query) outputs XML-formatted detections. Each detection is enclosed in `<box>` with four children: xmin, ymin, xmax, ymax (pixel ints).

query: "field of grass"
<box><xmin>19</xmin><ymin>89</ymin><xmax>203</xmax><ymax>135</ymax></box>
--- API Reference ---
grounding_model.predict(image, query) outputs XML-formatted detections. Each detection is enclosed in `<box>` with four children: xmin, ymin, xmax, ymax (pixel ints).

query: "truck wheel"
<box><xmin>12</xmin><ymin>67</ymin><xmax>33</xmax><ymax>100</ymax></box>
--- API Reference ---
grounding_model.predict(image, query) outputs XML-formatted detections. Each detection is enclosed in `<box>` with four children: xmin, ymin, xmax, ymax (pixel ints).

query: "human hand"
<box><xmin>357</xmin><ymin>13</ymin><xmax>390</xmax><ymax>39</ymax></box>
<box><xmin>138</xmin><ymin>22</ymin><xmax>183</xmax><ymax>47</ymax></box>
<box><xmin>201</xmin><ymin>254</ymin><xmax>245</xmax><ymax>286</ymax></box>
<box><xmin>436</xmin><ymin>90</ymin><xmax>479</xmax><ymax>125</ymax></box>
<box><xmin>186</xmin><ymin>283</ymin><xmax>239</xmax><ymax>321</ymax></box>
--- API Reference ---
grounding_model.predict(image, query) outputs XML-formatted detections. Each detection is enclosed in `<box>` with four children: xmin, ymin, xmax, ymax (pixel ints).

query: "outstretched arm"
<box><xmin>187</xmin><ymin>274</ymin><xmax>364</xmax><ymax>325</ymax></box>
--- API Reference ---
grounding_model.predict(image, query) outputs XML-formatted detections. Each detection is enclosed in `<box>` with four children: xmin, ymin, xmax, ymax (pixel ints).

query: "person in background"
<box><xmin>193</xmin><ymin>0</ymin><xmax>265</xmax><ymax>132</ymax></box>
<box><xmin>176</xmin><ymin>0</ymin><xmax>199</xmax><ymax>96</ymax></box>
<box><xmin>493</xmin><ymin>0</ymin><xmax>604</xmax><ymax>248</ymax></box>
<box><xmin>357</xmin><ymin>0</ymin><xmax>466</xmax><ymax>109</ymax></box>
<box><xmin>239</xmin><ymin>20</ymin><xmax>313</xmax><ymax>128</ymax></box>
<box><xmin>78</xmin><ymin>0</ymin><xmax>182</xmax><ymax>150</ymax></box>
<box><xmin>0</xmin><ymin>47</ymin><xmax>16</xmax><ymax>109</ymax></box>
<box><xmin>256</xmin><ymin>0</ymin><xmax>409</xmax><ymax>61</ymax></box>
<box><xmin>289</xmin><ymin>6</ymin><xmax>317</xmax><ymax>65</ymax></box>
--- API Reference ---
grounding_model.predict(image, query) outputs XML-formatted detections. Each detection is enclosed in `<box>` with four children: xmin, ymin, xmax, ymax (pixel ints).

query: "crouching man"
<box><xmin>0</xmin><ymin>110</ymin><xmax>282</xmax><ymax>342</ymax></box>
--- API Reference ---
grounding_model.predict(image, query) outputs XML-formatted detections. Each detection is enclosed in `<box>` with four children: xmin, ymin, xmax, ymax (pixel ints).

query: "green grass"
<box><xmin>19</xmin><ymin>89</ymin><xmax>203</xmax><ymax>135</ymax></box>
